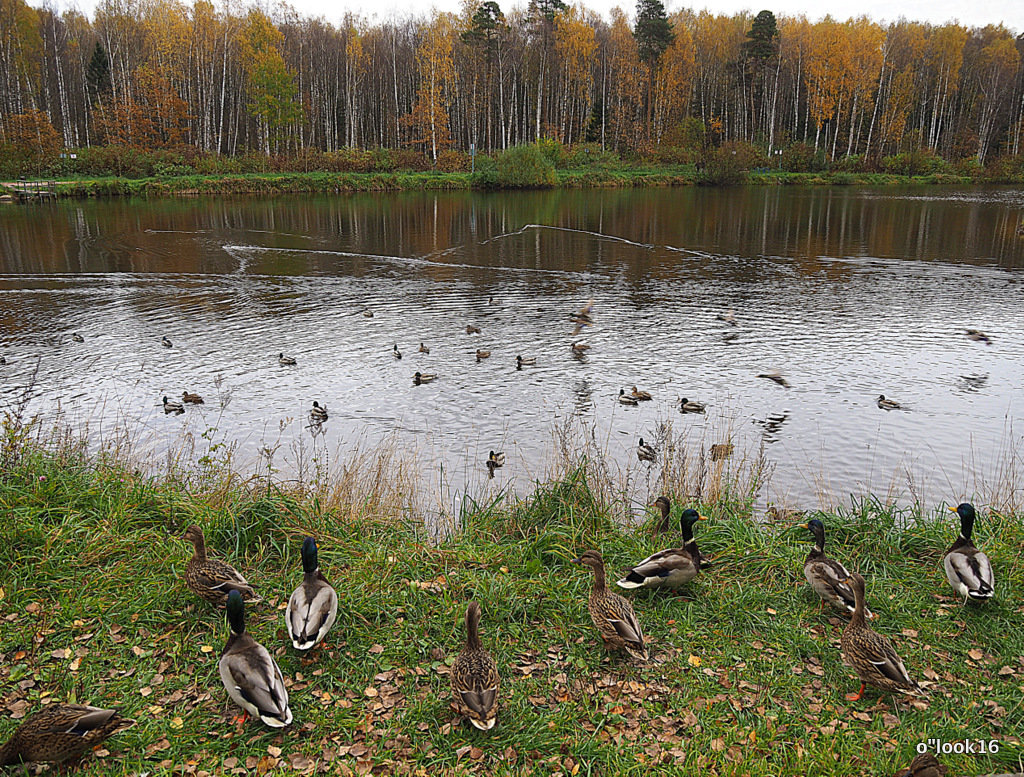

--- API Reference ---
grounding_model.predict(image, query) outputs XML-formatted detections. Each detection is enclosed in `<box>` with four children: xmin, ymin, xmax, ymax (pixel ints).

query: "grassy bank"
<box><xmin>1</xmin><ymin>439</ymin><xmax>1022</xmax><ymax>776</ymax></box>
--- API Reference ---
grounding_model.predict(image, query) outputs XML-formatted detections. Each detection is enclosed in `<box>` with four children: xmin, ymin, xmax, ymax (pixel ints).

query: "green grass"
<box><xmin>1</xmin><ymin>445</ymin><xmax>1022</xmax><ymax>776</ymax></box>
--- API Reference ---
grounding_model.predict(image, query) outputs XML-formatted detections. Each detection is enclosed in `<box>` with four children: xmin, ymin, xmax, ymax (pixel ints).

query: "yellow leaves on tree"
<box><xmin>1</xmin><ymin>108</ymin><xmax>59</xmax><ymax>171</ymax></box>
<box><xmin>554</xmin><ymin>5</ymin><xmax>596</xmax><ymax>143</ymax></box>
<box><xmin>92</xmin><ymin>66</ymin><xmax>189</xmax><ymax>148</ymax></box>
<box><xmin>402</xmin><ymin>13</ymin><xmax>456</xmax><ymax>162</ymax></box>
<box><xmin>652</xmin><ymin>17</ymin><xmax>695</xmax><ymax>142</ymax></box>
<box><xmin>606</xmin><ymin>8</ymin><xmax>643</xmax><ymax>150</ymax></box>
<box><xmin>239</xmin><ymin>9</ymin><xmax>301</xmax><ymax>154</ymax></box>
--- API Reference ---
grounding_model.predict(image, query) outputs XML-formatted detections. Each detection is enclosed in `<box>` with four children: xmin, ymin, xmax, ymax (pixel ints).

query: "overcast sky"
<box><xmin>59</xmin><ymin>0</ymin><xmax>1022</xmax><ymax>34</ymax></box>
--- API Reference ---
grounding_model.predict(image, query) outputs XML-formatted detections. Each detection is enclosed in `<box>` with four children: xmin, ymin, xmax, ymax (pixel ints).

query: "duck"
<box><xmin>71</xmin><ymin>332</ymin><xmax>84</xmax><ymax>343</ymax></box>
<box><xmin>160</xmin><ymin>336</ymin><xmax>172</xmax><ymax>348</ymax></box>
<box><xmin>570</xmin><ymin>341</ymin><xmax>590</xmax><ymax>356</ymax></box>
<box><xmin>182</xmin><ymin>524</ymin><xmax>260</xmax><ymax>606</ymax></box>
<box><xmin>419</xmin><ymin>342</ymin><xmax>430</xmax><ymax>354</ymax></box>
<box><xmin>617</xmin><ymin>508</ymin><xmax>707</xmax><ymax>590</ymax></box>
<box><xmin>516</xmin><ymin>355</ymin><xmax>536</xmax><ymax>370</ymax></box>
<box><xmin>162</xmin><ymin>396</ymin><xmax>185</xmax><ymax>414</ymax></box>
<box><xmin>413</xmin><ymin>372</ymin><xmax>437</xmax><ymax>385</ymax></box>
<box><xmin>757</xmin><ymin>371</ymin><xmax>790</xmax><ymax>387</ymax></box>
<box><xmin>877</xmin><ymin>394</ymin><xmax>901</xmax><ymax>410</ymax></box>
<box><xmin>618</xmin><ymin>389</ymin><xmax>639</xmax><ymax>406</ymax></box>
<box><xmin>573</xmin><ymin>550</ymin><xmax>648</xmax><ymax>661</ymax></box>
<box><xmin>709</xmin><ymin>442</ymin><xmax>734</xmax><ymax>461</ymax></box>
<box><xmin>0</xmin><ymin>355</ymin><xmax>6</xmax><ymax>365</ymax></box>
<box><xmin>466</xmin><ymin>324</ymin><xmax>481</xmax><ymax>334</ymax></box>
<box><xmin>285</xmin><ymin>537</ymin><xmax>338</xmax><ymax>651</ymax></box>
<box><xmin>630</xmin><ymin>386</ymin><xmax>652</xmax><ymax>401</ymax></box>
<box><xmin>392</xmin><ymin>343</ymin><xmax>402</xmax><ymax>360</ymax></box>
<box><xmin>278</xmin><ymin>352</ymin><xmax>297</xmax><ymax>366</ymax></box>
<box><xmin>680</xmin><ymin>397</ymin><xmax>706</xmax><ymax>413</ymax></box>
<box><xmin>0</xmin><ymin>704</ymin><xmax>135</xmax><ymax>767</ymax></box>
<box><xmin>485</xmin><ymin>450</ymin><xmax>505</xmax><ymax>478</ymax></box>
<box><xmin>799</xmin><ymin>519</ymin><xmax>875</xmax><ymax>619</ymax></box>
<box><xmin>310</xmin><ymin>401</ymin><xmax>328</xmax><ymax>422</ymax></box>
<box><xmin>965</xmin><ymin>329</ymin><xmax>991</xmax><ymax>344</ymax></box>
<box><xmin>894</xmin><ymin>752</ymin><xmax>948</xmax><ymax>777</ymax></box>
<box><xmin>840</xmin><ymin>572</ymin><xmax>925</xmax><ymax>701</ymax></box>
<box><xmin>451</xmin><ymin>601</ymin><xmax>500</xmax><ymax>730</ymax></box>
<box><xmin>651</xmin><ymin>495</ymin><xmax>674</xmax><ymax>533</ymax></box>
<box><xmin>637</xmin><ymin>438</ymin><xmax>656</xmax><ymax>462</ymax></box>
<box><xmin>363</xmin><ymin>310</ymin><xmax>374</xmax><ymax>318</ymax></box>
<box><xmin>943</xmin><ymin>503</ymin><xmax>994</xmax><ymax>602</ymax></box>
<box><xmin>716</xmin><ymin>309</ymin><xmax>737</xmax><ymax>325</ymax></box>
<box><xmin>219</xmin><ymin>590</ymin><xmax>292</xmax><ymax>727</ymax></box>
<box><xmin>475</xmin><ymin>349</ymin><xmax>491</xmax><ymax>361</ymax></box>
<box><xmin>182</xmin><ymin>391</ymin><xmax>204</xmax><ymax>405</ymax></box>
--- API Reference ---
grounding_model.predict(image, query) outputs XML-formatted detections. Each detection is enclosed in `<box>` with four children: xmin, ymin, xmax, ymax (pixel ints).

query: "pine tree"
<box><xmin>85</xmin><ymin>42</ymin><xmax>111</xmax><ymax>105</ymax></box>
<box><xmin>633</xmin><ymin>0</ymin><xmax>674</xmax><ymax>142</ymax></box>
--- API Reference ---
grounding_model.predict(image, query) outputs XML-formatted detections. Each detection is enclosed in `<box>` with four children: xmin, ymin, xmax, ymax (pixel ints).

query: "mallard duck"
<box><xmin>877</xmin><ymin>394</ymin><xmax>901</xmax><ymax>410</ymax></box>
<box><xmin>413</xmin><ymin>372</ymin><xmax>437</xmax><ymax>385</ymax></box>
<box><xmin>310</xmin><ymin>401</ymin><xmax>328</xmax><ymax>421</ymax></box>
<box><xmin>182</xmin><ymin>391</ymin><xmax>204</xmax><ymax>404</ymax></box>
<box><xmin>219</xmin><ymin>590</ymin><xmax>292</xmax><ymax>727</ymax></box>
<box><xmin>618</xmin><ymin>508</ymin><xmax>707</xmax><ymax>590</ymax></box>
<box><xmin>466</xmin><ymin>324</ymin><xmax>481</xmax><ymax>334</ymax></box>
<box><xmin>943</xmin><ymin>503</ymin><xmax>994</xmax><ymax>602</ymax></box>
<box><xmin>709</xmin><ymin>442</ymin><xmax>734</xmax><ymax>461</ymax></box>
<box><xmin>363</xmin><ymin>310</ymin><xmax>374</xmax><ymax>318</ymax></box>
<box><xmin>162</xmin><ymin>396</ymin><xmax>184</xmax><ymax>414</ymax></box>
<box><xmin>286</xmin><ymin>537</ymin><xmax>338</xmax><ymax>651</ymax></box>
<box><xmin>516</xmin><ymin>355</ymin><xmax>536</xmax><ymax>370</ymax></box>
<box><xmin>573</xmin><ymin>550</ymin><xmax>648</xmax><ymax>661</ymax></box>
<box><xmin>894</xmin><ymin>752</ymin><xmax>948</xmax><ymax>777</ymax></box>
<box><xmin>182</xmin><ymin>524</ymin><xmax>259</xmax><ymax>606</ymax></box>
<box><xmin>0</xmin><ymin>704</ymin><xmax>134</xmax><ymax>767</ymax></box>
<box><xmin>475</xmin><ymin>349</ymin><xmax>490</xmax><ymax>361</ymax></box>
<box><xmin>485</xmin><ymin>450</ymin><xmax>505</xmax><ymax>479</ymax></box>
<box><xmin>630</xmin><ymin>386</ymin><xmax>652</xmax><ymax>401</ymax></box>
<box><xmin>0</xmin><ymin>355</ymin><xmax>6</xmax><ymax>365</ymax></box>
<box><xmin>618</xmin><ymin>389</ymin><xmax>639</xmax><ymax>406</ymax></box>
<box><xmin>651</xmin><ymin>495</ymin><xmax>673</xmax><ymax>533</ymax></box>
<box><xmin>393</xmin><ymin>343</ymin><xmax>402</xmax><ymax>360</ymax></box>
<box><xmin>278</xmin><ymin>352</ymin><xmax>297</xmax><ymax>366</ymax></box>
<box><xmin>680</xmin><ymin>397</ymin><xmax>706</xmax><ymax>413</ymax></box>
<box><xmin>840</xmin><ymin>573</ymin><xmax>924</xmax><ymax>700</ymax></box>
<box><xmin>419</xmin><ymin>342</ymin><xmax>430</xmax><ymax>354</ymax></box>
<box><xmin>757</xmin><ymin>371</ymin><xmax>790</xmax><ymax>387</ymax></box>
<box><xmin>71</xmin><ymin>332</ymin><xmax>84</xmax><ymax>343</ymax></box>
<box><xmin>965</xmin><ymin>329</ymin><xmax>991</xmax><ymax>344</ymax></box>
<box><xmin>570</xmin><ymin>341</ymin><xmax>590</xmax><ymax>355</ymax></box>
<box><xmin>160</xmin><ymin>336</ymin><xmax>172</xmax><ymax>348</ymax></box>
<box><xmin>637</xmin><ymin>437</ymin><xmax>656</xmax><ymax>462</ymax></box>
<box><xmin>451</xmin><ymin>601</ymin><xmax>500</xmax><ymax>730</ymax></box>
<box><xmin>799</xmin><ymin>519</ymin><xmax>874</xmax><ymax>619</ymax></box>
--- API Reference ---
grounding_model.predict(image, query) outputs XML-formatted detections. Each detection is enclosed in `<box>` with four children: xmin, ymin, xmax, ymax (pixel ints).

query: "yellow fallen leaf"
<box><xmin>688</xmin><ymin>655</ymin><xmax>702</xmax><ymax>667</ymax></box>
<box><xmin>200</xmin><ymin>645</ymin><xmax>214</xmax><ymax>653</ymax></box>
<box><xmin>0</xmin><ymin>586</ymin><xmax>5</xmax><ymax>601</ymax></box>
<box><xmin>364</xmin><ymin>686</ymin><xmax>379</xmax><ymax>698</ymax></box>
<box><xmin>170</xmin><ymin>717</ymin><xmax>183</xmax><ymax>730</ymax></box>
<box><xmin>69</xmin><ymin>657</ymin><xmax>81</xmax><ymax>671</ymax></box>
<box><xmin>267</xmin><ymin>745</ymin><xmax>282</xmax><ymax>757</ymax></box>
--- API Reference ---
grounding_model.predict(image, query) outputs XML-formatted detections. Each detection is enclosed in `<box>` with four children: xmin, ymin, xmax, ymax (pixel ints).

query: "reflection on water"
<box><xmin>0</xmin><ymin>186</ymin><xmax>1023</xmax><ymax>511</ymax></box>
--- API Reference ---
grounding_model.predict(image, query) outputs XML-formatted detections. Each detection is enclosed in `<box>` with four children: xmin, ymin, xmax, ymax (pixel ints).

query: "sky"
<box><xmin>59</xmin><ymin>0</ymin><xmax>1023</xmax><ymax>34</ymax></box>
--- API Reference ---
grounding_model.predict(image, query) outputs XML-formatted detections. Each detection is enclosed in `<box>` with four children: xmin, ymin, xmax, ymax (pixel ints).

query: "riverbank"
<box><xmin>1</xmin><ymin>437</ymin><xmax>1021</xmax><ymax>775</ymax></box>
<box><xmin>1</xmin><ymin>167</ymin><xmax>992</xmax><ymax>200</ymax></box>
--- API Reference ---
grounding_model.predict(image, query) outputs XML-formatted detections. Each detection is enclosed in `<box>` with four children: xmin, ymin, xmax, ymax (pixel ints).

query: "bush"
<box><xmin>471</xmin><ymin>154</ymin><xmax>498</xmax><ymax>188</ymax></box>
<box><xmin>780</xmin><ymin>142</ymin><xmax>828</xmax><ymax>173</ymax></box>
<box><xmin>495</xmin><ymin>145</ymin><xmax>556</xmax><ymax>188</ymax></box>
<box><xmin>565</xmin><ymin>143</ymin><xmax>620</xmax><ymax>169</ymax></box>
<box><xmin>880</xmin><ymin>149</ymin><xmax>949</xmax><ymax>176</ymax></box>
<box><xmin>832</xmin><ymin>154</ymin><xmax>866</xmax><ymax>173</ymax></box>
<box><xmin>980</xmin><ymin>154</ymin><xmax>1024</xmax><ymax>182</ymax></box>
<box><xmin>638</xmin><ymin>144</ymin><xmax>700</xmax><ymax>165</ymax></box>
<box><xmin>436</xmin><ymin>149</ymin><xmax>469</xmax><ymax>172</ymax></box>
<box><xmin>696</xmin><ymin>147</ymin><xmax>748</xmax><ymax>186</ymax></box>
<box><xmin>535</xmin><ymin>138</ymin><xmax>567</xmax><ymax>169</ymax></box>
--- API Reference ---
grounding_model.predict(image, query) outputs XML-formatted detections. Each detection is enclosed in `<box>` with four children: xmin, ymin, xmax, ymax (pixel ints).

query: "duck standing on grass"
<box><xmin>574</xmin><ymin>550</ymin><xmax>648</xmax><ymax>662</ymax></box>
<box><xmin>286</xmin><ymin>537</ymin><xmax>338</xmax><ymax>651</ymax></box>
<box><xmin>617</xmin><ymin>508</ymin><xmax>707</xmax><ymax>591</ymax></box>
<box><xmin>0</xmin><ymin>704</ymin><xmax>134</xmax><ymax>768</ymax></box>
<box><xmin>219</xmin><ymin>590</ymin><xmax>292</xmax><ymax>728</ymax></box>
<box><xmin>943</xmin><ymin>503</ymin><xmax>994</xmax><ymax>603</ymax></box>
<box><xmin>894</xmin><ymin>752</ymin><xmax>947</xmax><ymax>777</ymax></box>
<box><xmin>182</xmin><ymin>524</ymin><xmax>260</xmax><ymax>606</ymax></box>
<box><xmin>840</xmin><ymin>573</ymin><xmax>925</xmax><ymax>701</ymax></box>
<box><xmin>799</xmin><ymin>519</ymin><xmax>874</xmax><ymax>619</ymax></box>
<box><xmin>451</xmin><ymin>601</ymin><xmax>500</xmax><ymax>730</ymax></box>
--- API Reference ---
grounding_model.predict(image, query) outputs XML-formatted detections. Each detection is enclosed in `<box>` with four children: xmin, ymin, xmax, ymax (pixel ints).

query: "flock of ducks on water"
<box><xmin>0</xmin><ymin>498</ymin><xmax>995</xmax><ymax>770</ymax></box>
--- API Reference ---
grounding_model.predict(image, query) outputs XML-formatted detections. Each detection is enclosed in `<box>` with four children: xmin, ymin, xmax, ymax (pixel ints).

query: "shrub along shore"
<box><xmin>0</xmin><ymin>440</ymin><xmax>1021</xmax><ymax>775</ymax></box>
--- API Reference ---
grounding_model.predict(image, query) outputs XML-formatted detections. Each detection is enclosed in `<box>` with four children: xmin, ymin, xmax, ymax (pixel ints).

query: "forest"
<box><xmin>1</xmin><ymin>0</ymin><xmax>1023</xmax><ymax>179</ymax></box>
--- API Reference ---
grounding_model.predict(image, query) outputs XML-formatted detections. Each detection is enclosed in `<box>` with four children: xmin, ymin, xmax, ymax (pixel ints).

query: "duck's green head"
<box><xmin>301</xmin><ymin>536</ymin><xmax>319</xmax><ymax>574</ymax></box>
<box><xmin>226</xmin><ymin>589</ymin><xmax>246</xmax><ymax>635</ymax></box>
<box><xmin>950</xmin><ymin>502</ymin><xmax>977</xmax><ymax>538</ymax></box>
<box><xmin>799</xmin><ymin>518</ymin><xmax>826</xmax><ymax>544</ymax></box>
<box><xmin>679</xmin><ymin>508</ymin><xmax>706</xmax><ymax>540</ymax></box>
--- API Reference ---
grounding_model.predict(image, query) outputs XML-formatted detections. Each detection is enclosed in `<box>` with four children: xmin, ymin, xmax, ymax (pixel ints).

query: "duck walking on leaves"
<box><xmin>0</xmin><ymin>704</ymin><xmax>134</xmax><ymax>768</ymax></box>
<box><xmin>219</xmin><ymin>590</ymin><xmax>292</xmax><ymax>728</ymax></box>
<box><xmin>799</xmin><ymin>519</ymin><xmax>875</xmax><ymax>619</ymax></box>
<box><xmin>451</xmin><ymin>601</ymin><xmax>500</xmax><ymax>731</ymax></box>
<box><xmin>943</xmin><ymin>503</ymin><xmax>994</xmax><ymax>603</ymax></box>
<box><xmin>182</xmin><ymin>524</ymin><xmax>260</xmax><ymax>606</ymax></box>
<box><xmin>617</xmin><ymin>508</ymin><xmax>708</xmax><ymax>591</ymax></box>
<box><xmin>285</xmin><ymin>537</ymin><xmax>338</xmax><ymax>651</ymax></box>
<box><xmin>573</xmin><ymin>550</ymin><xmax>648</xmax><ymax>662</ymax></box>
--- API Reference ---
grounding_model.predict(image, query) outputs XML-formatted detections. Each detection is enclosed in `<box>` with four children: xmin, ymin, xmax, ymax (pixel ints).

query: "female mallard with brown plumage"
<box><xmin>943</xmin><ymin>502</ymin><xmax>994</xmax><ymax>603</ymax></box>
<box><xmin>285</xmin><ymin>537</ymin><xmax>338</xmax><ymax>651</ymax></box>
<box><xmin>451</xmin><ymin>601</ymin><xmax>500</xmax><ymax>730</ymax></box>
<box><xmin>840</xmin><ymin>572</ymin><xmax>925</xmax><ymax>701</ymax></box>
<box><xmin>573</xmin><ymin>550</ymin><xmax>648</xmax><ymax>662</ymax></box>
<box><xmin>894</xmin><ymin>752</ymin><xmax>948</xmax><ymax>777</ymax></box>
<box><xmin>0</xmin><ymin>704</ymin><xmax>134</xmax><ymax>768</ymax></box>
<box><xmin>630</xmin><ymin>386</ymin><xmax>652</xmax><ymax>401</ymax></box>
<box><xmin>799</xmin><ymin>519</ymin><xmax>874</xmax><ymax>619</ymax></box>
<box><xmin>617</xmin><ymin>508</ymin><xmax>707</xmax><ymax>591</ymax></box>
<box><xmin>182</xmin><ymin>524</ymin><xmax>260</xmax><ymax>606</ymax></box>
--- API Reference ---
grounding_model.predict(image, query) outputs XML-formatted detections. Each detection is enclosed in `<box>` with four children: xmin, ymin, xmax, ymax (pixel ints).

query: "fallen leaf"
<box><xmin>968</xmin><ymin>648</ymin><xmax>984</xmax><ymax>660</ymax></box>
<box><xmin>200</xmin><ymin>645</ymin><xmax>214</xmax><ymax>654</ymax></box>
<box><xmin>369</xmin><ymin>644</ymin><xmax>384</xmax><ymax>654</ymax></box>
<box><xmin>687</xmin><ymin>655</ymin><xmax>701</xmax><ymax>667</ymax></box>
<box><xmin>170</xmin><ymin>717</ymin><xmax>183</xmax><ymax>730</ymax></box>
<box><xmin>267</xmin><ymin>745</ymin><xmax>282</xmax><ymax>758</ymax></box>
<box><xmin>364</xmin><ymin>687</ymin><xmax>378</xmax><ymax>698</ymax></box>
<box><xmin>710</xmin><ymin>738</ymin><xmax>726</xmax><ymax>752</ymax></box>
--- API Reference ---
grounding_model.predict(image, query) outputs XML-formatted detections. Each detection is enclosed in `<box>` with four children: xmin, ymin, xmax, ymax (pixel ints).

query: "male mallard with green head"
<box><xmin>451</xmin><ymin>601</ymin><xmax>500</xmax><ymax>730</ymax></box>
<box><xmin>162</xmin><ymin>396</ymin><xmax>185</xmax><ymax>414</ymax></box>
<box><xmin>943</xmin><ymin>503</ymin><xmax>994</xmax><ymax>602</ymax></box>
<box><xmin>618</xmin><ymin>389</ymin><xmax>639</xmax><ymax>406</ymax></box>
<box><xmin>413</xmin><ymin>372</ymin><xmax>437</xmax><ymax>385</ymax></box>
<box><xmin>279</xmin><ymin>353</ymin><xmax>297</xmax><ymax>366</ymax></box>
<box><xmin>219</xmin><ymin>590</ymin><xmax>292</xmax><ymax>727</ymax></box>
<box><xmin>637</xmin><ymin>437</ymin><xmax>656</xmax><ymax>462</ymax></box>
<box><xmin>574</xmin><ymin>550</ymin><xmax>648</xmax><ymax>661</ymax></box>
<box><xmin>0</xmin><ymin>704</ymin><xmax>134</xmax><ymax>768</ymax></box>
<box><xmin>877</xmin><ymin>394</ymin><xmax>901</xmax><ymax>410</ymax></box>
<box><xmin>617</xmin><ymin>508</ymin><xmax>707</xmax><ymax>590</ymax></box>
<box><xmin>286</xmin><ymin>537</ymin><xmax>338</xmax><ymax>651</ymax></box>
<box><xmin>310</xmin><ymin>401</ymin><xmax>328</xmax><ymax>422</ymax></box>
<box><xmin>182</xmin><ymin>524</ymin><xmax>260</xmax><ymax>606</ymax></box>
<box><xmin>680</xmin><ymin>397</ymin><xmax>706</xmax><ymax>413</ymax></box>
<box><xmin>840</xmin><ymin>573</ymin><xmax>924</xmax><ymax>701</ymax></box>
<box><xmin>799</xmin><ymin>519</ymin><xmax>874</xmax><ymax>619</ymax></box>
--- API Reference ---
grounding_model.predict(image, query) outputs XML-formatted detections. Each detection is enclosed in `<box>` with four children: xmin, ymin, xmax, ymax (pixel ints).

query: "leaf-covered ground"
<box><xmin>1</xmin><ymin>450</ymin><xmax>1022</xmax><ymax>776</ymax></box>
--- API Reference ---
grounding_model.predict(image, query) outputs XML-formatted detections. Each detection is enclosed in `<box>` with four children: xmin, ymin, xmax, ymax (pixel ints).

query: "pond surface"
<box><xmin>1</xmin><ymin>186</ymin><xmax>1023</xmax><ymax>514</ymax></box>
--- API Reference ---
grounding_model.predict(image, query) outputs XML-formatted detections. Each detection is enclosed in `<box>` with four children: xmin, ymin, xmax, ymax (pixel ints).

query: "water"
<box><xmin>1</xmin><ymin>186</ymin><xmax>1023</xmax><ymax>513</ymax></box>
